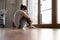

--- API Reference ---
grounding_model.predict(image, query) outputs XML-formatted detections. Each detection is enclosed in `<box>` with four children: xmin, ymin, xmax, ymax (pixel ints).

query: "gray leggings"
<box><xmin>19</xmin><ymin>16</ymin><xmax>31</xmax><ymax>28</ymax></box>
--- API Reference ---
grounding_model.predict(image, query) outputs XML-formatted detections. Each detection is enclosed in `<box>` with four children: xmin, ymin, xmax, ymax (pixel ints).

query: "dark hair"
<box><xmin>20</xmin><ymin>5</ymin><xmax>27</xmax><ymax>10</ymax></box>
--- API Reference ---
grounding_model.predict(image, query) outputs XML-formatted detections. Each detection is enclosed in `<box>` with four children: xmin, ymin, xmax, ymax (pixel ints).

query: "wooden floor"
<box><xmin>1</xmin><ymin>28</ymin><xmax>59</xmax><ymax>40</ymax></box>
<box><xmin>0</xmin><ymin>28</ymin><xmax>39</xmax><ymax>40</ymax></box>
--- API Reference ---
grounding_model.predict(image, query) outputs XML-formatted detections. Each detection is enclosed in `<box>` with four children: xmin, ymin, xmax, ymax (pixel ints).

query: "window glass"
<box><xmin>22</xmin><ymin>0</ymin><xmax>26</xmax><ymax>5</ymax></box>
<box><xmin>40</xmin><ymin>0</ymin><xmax>52</xmax><ymax>24</ymax></box>
<box><xmin>57</xmin><ymin>0</ymin><xmax>60</xmax><ymax>24</ymax></box>
<box><xmin>28</xmin><ymin>0</ymin><xmax>38</xmax><ymax>24</ymax></box>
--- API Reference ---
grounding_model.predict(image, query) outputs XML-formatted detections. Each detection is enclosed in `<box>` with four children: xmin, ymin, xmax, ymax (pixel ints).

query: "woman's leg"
<box><xmin>19</xmin><ymin>16</ymin><xmax>32</xmax><ymax>29</ymax></box>
<box><xmin>19</xmin><ymin>16</ymin><xmax>27</xmax><ymax>29</ymax></box>
<box><xmin>23</xmin><ymin>17</ymin><xmax>32</xmax><ymax>27</ymax></box>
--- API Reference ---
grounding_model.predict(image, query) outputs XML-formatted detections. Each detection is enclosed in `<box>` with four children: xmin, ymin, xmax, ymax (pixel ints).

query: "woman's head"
<box><xmin>20</xmin><ymin>5</ymin><xmax>27</xmax><ymax>10</ymax></box>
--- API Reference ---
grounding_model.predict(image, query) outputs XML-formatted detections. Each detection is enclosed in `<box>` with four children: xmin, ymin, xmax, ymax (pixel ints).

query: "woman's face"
<box><xmin>23</xmin><ymin>10</ymin><xmax>27</xmax><ymax>12</ymax></box>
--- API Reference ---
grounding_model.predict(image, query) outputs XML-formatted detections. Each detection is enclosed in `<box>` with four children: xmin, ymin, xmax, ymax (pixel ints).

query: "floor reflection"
<box><xmin>40</xmin><ymin>29</ymin><xmax>54</xmax><ymax>40</ymax></box>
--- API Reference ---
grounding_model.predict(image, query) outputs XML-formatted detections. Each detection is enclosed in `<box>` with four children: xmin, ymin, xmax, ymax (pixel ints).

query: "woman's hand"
<box><xmin>29</xmin><ymin>18</ymin><xmax>32</xmax><ymax>22</ymax></box>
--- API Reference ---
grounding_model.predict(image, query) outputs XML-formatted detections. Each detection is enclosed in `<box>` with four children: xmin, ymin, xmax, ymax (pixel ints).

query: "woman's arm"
<box><xmin>22</xmin><ymin>12</ymin><xmax>32</xmax><ymax>22</ymax></box>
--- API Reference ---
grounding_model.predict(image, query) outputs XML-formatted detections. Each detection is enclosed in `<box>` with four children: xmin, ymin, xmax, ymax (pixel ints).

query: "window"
<box><xmin>26</xmin><ymin>0</ymin><xmax>60</xmax><ymax>27</ymax></box>
<box><xmin>28</xmin><ymin>0</ymin><xmax>52</xmax><ymax>25</ymax></box>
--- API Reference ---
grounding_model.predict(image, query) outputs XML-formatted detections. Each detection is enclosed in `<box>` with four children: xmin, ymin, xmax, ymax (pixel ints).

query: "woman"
<box><xmin>14</xmin><ymin>5</ymin><xmax>32</xmax><ymax>29</ymax></box>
